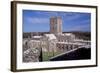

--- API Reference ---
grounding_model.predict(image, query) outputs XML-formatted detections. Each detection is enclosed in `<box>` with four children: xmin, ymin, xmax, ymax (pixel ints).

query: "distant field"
<box><xmin>23</xmin><ymin>31</ymin><xmax>91</xmax><ymax>40</ymax></box>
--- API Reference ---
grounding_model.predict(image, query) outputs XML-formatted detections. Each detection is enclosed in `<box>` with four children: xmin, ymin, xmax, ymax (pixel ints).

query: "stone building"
<box><xmin>41</xmin><ymin>34</ymin><xmax>57</xmax><ymax>52</ymax></box>
<box><xmin>56</xmin><ymin>33</ymin><xmax>76</xmax><ymax>42</ymax></box>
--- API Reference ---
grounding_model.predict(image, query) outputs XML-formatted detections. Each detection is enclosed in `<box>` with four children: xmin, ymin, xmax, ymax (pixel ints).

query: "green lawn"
<box><xmin>42</xmin><ymin>51</ymin><xmax>61</xmax><ymax>61</ymax></box>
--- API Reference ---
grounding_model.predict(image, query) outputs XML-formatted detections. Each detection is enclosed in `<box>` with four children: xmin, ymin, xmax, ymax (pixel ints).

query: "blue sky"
<box><xmin>23</xmin><ymin>10</ymin><xmax>91</xmax><ymax>32</ymax></box>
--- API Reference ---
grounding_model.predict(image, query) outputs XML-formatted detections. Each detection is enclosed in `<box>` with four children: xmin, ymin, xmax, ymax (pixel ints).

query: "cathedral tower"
<box><xmin>50</xmin><ymin>17</ymin><xmax>62</xmax><ymax>34</ymax></box>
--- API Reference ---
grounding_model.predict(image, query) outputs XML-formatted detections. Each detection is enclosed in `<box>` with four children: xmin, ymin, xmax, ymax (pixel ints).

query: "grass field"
<box><xmin>42</xmin><ymin>52</ymin><xmax>61</xmax><ymax>61</ymax></box>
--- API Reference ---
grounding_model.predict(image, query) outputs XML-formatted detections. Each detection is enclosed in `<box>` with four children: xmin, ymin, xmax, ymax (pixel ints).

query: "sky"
<box><xmin>23</xmin><ymin>10</ymin><xmax>91</xmax><ymax>32</ymax></box>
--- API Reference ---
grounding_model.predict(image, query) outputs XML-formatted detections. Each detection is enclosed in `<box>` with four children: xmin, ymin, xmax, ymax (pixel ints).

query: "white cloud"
<box><xmin>69</xmin><ymin>24</ymin><xmax>90</xmax><ymax>31</ymax></box>
<box><xmin>26</xmin><ymin>17</ymin><xmax>49</xmax><ymax>24</ymax></box>
<box><xmin>64</xmin><ymin>13</ymin><xmax>83</xmax><ymax>21</ymax></box>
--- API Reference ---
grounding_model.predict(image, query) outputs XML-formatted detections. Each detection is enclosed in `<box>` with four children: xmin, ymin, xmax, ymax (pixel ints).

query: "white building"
<box><xmin>41</xmin><ymin>34</ymin><xmax>57</xmax><ymax>52</ymax></box>
<box><xmin>56</xmin><ymin>33</ymin><xmax>75</xmax><ymax>42</ymax></box>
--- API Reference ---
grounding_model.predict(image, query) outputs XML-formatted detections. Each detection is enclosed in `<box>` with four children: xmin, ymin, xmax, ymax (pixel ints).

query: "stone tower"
<box><xmin>50</xmin><ymin>17</ymin><xmax>62</xmax><ymax>34</ymax></box>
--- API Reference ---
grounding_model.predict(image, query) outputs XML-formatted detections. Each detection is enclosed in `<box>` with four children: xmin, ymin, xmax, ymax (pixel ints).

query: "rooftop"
<box><xmin>44</xmin><ymin>34</ymin><xmax>57</xmax><ymax>40</ymax></box>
